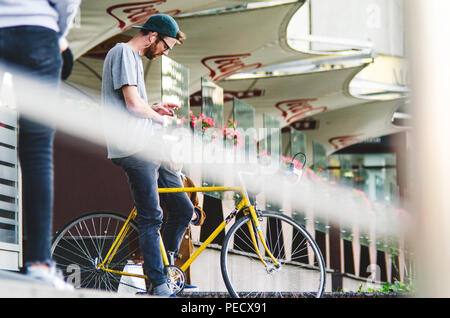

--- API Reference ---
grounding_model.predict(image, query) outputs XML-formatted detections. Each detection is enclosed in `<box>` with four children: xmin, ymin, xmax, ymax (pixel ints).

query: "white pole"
<box><xmin>408</xmin><ymin>0</ymin><xmax>450</xmax><ymax>297</ymax></box>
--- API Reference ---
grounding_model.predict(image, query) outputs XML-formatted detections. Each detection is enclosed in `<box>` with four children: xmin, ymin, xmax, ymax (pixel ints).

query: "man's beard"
<box><xmin>143</xmin><ymin>43</ymin><xmax>159</xmax><ymax>60</ymax></box>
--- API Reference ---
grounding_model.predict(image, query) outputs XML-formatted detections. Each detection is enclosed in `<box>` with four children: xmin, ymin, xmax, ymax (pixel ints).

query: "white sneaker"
<box><xmin>26</xmin><ymin>263</ymin><xmax>74</xmax><ymax>291</ymax></box>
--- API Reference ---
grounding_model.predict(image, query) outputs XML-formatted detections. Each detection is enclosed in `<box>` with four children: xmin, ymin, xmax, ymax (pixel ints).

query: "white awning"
<box><xmin>219</xmin><ymin>66</ymin><xmax>407</xmax><ymax>154</ymax></box>
<box><xmin>220</xmin><ymin>65</ymin><xmax>368</xmax><ymax>127</ymax></box>
<box><xmin>67</xmin><ymin>1</ymin><xmax>363</xmax><ymax>102</ymax></box>
<box><xmin>68</xmin><ymin>0</ymin><xmax>279</xmax><ymax>58</ymax></box>
<box><xmin>301</xmin><ymin>98</ymin><xmax>406</xmax><ymax>155</ymax></box>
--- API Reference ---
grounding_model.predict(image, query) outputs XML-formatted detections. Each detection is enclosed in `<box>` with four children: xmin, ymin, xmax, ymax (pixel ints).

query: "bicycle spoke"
<box><xmin>221</xmin><ymin>211</ymin><xmax>325</xmax><ymax>298</ymax></box>
<box><xmin>66</xmin><ymin>227</ymin><xmax>96</xmax><ymax>264</ymax></box>
<box><xmin>82</xmin><ymin>219</ymin><xmax>103</xmax><ymax>259</ymax></box>
<box><xmin>51</xmin><ymin>212</ymin><xmax>143</xmax><ymax>292</ymax></box>
<box><xmin>54</xmin><ymin>237</ymin><xmax>95</xmax><ymax>264</ymax></box>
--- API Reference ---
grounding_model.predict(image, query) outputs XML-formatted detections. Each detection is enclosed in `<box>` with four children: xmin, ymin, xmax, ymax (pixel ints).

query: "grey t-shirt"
<box><xmin>101</xmin><ymin>43</ymin><xmax>154</xmax><ymax>159</ymax></box>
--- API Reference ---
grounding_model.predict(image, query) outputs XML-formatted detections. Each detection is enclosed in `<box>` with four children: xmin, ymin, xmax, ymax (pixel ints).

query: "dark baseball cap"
<box><xmin>132</xmin><ymin>14</ymin><xmax>179</xmax><ymax>38</ymax></box>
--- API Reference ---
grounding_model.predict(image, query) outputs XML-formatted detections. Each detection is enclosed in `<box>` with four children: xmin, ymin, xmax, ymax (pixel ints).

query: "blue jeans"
<box><xmin>112</xmin><ymin>154</ymin><xmax>194</xmax><ymax>286</ymax></box>
<box><xmin>0</xmin><ymin>26</ymin><xmax>62</xmax><ymax>266</ymax></box>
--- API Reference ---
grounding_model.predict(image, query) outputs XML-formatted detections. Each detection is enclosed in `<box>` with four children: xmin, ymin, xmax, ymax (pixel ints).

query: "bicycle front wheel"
<box><xmin>221</xmin><ymin>211</ymin><xmax>326</xmax><ymax>298</ymax></box>
<box><xmin>51</xmin><ymin>211</ymin><xmax>145</xmax><ymax>293</ymax></box>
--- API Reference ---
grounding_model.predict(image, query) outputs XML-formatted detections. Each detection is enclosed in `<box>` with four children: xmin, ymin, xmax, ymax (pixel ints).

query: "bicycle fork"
<box><xmin>215</xmin><ymin>195</ymin><xmax>281</xmax><ymax>270</ymax></box>
<box><xmin>242</xmin><ymin>203</ymin><xmax>281</xmax><ymax>269</ymax></box>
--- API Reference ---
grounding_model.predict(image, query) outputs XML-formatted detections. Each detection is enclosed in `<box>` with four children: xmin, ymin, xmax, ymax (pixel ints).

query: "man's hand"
<box><xmin>151</xmin><ymin>102</ymin><xmax>179</xmax><ymax>117</ymax></box>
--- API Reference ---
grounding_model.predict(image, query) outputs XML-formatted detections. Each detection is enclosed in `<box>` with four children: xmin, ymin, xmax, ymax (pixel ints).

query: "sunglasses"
<box><xmin>159</xmin><ymin>36</ymin><xmax>172</xmax><ymax>52</ymax></box>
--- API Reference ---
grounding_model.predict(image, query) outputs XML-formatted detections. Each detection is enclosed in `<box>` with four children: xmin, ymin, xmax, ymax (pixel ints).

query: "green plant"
<box><xmin>382</xmin><ymin>280</ymin><xmax>415</xmax><ymax>293</ymax></box>
<box><xmin>357</xmin><ymin>279</ymin><xmax>415</xmax><ymax>294</ymax></box>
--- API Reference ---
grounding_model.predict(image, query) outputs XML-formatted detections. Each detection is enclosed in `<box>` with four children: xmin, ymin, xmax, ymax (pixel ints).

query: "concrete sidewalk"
<box><xmin>0</xmin><ymin>270</ymin><xmax>150</xmax><ymax>298</ymax></box>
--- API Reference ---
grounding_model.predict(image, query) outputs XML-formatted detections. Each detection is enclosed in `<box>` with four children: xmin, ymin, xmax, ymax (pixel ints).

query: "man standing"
<box><xmin>101</xmin><ymin>14</ymin><xmax>194</xmax><ymax>297</ymax></box>
<box><xmin>0</xmin><ymin>0</ymin><xmax>80</xmax><ymax>289</ymax></box>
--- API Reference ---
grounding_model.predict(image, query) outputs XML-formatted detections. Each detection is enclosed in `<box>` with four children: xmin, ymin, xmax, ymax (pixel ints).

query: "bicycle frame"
<box><xmin>97</xmin><ymin>185</ymin><xmax>280</xmax><ymax>280</ymax></box>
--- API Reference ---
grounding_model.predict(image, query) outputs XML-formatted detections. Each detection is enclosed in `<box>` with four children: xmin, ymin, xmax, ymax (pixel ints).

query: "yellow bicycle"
<box><xmin>51</xmin><ymin>161</ymin><xmax>326</xmax><ymax>298</ymax></box>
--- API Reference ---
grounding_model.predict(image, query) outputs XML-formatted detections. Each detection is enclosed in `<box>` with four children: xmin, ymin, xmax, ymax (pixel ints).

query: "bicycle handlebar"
<box><xmin>283</xmin><ymin>152</ymin><xmax>306</xmax><ymax>185</ymax></box>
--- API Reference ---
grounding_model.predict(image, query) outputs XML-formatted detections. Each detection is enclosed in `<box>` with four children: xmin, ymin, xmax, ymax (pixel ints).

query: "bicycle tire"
<box><xmin>220</xmin><ymin>211</ymin><xmax>326</xmax><ymax>298</ymax></box>
<box><xmin>51</xmin><ymin>211</ymin><xmax>146</xmax><ymax>293</ymax></box>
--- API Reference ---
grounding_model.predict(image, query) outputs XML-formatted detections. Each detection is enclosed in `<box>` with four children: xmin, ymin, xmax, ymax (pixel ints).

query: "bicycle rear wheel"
<box><xmin>221</xmin><ymin>211</ymin><xmax>326</xmax><ymax>298</ymax></box>
<box><xmin>51</xmin><ymin>211</ymin><xmax>145</xmax><ymax>292</ymax></box>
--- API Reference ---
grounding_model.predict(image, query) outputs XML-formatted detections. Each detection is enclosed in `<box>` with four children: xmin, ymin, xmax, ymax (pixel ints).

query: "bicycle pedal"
<box><xmin>167</xmin><ymin>252</ymin><xmax>182</xmax><ymax>265</ymax></box>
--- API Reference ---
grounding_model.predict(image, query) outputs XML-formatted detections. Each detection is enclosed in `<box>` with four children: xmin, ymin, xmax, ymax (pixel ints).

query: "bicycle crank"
<box><xmin>166</xmin><ymin>265</ymin><xmax>186</xmax><ymax>295</ymax></box>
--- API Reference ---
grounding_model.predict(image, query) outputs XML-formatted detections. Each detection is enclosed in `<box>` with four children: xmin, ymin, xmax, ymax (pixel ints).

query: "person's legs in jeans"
<box><xmin>0</xmin><ymin>26</ymin><xmax>61</xmax><ymax>266</ymax></box>
<box><xmin>112</xmin><ymin>155</ymin><xmax>167</xmax><ymax>287</ymax></box>
<box><xmin>158</xmin><ymin>163</ymin><xmax>194</xmax><ymax>254</ymax></box>
<box><xmin>19</xmin><ymin>121</ymin><xmax>56</xmax><ymax>265</ymax></box>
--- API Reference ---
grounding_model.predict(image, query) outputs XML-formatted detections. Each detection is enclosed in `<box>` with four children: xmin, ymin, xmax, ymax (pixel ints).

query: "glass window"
<box><xmin>290</xmin><ymin>128</ymin><xmax>306</xmax><ymax>157</ymax></box>
<box><xmin>262</xmin><ymin>113</ymin><xmax>281</xmax><ymax>158</ymax></box>
<box><xmin>262</xmin><ymin>114</ymin><xmax>282</xmax><ymax>212</ymax></box>
<box><xmin>161</xmin><ymin>56</ymin><xmax>190</xmax><ymax>129</ymax></box>
<box><xmin>201</xmin><ymin>77</ymin><xmax>224</xmax><ymax>128</ymax></box>
<box><xmin>200</xmin><ymin>78</ymin><xmax>225</xmax><ymax>200</ymax></box>
<box><xmin>312</xmin><ymin>140</ymin><xmax>327</xmax><ymax>176</ymax></box>
<box><xmin>233</xmin><ymin>98</ymin><xmax>256</xmax><ymax>164</ymax></box>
